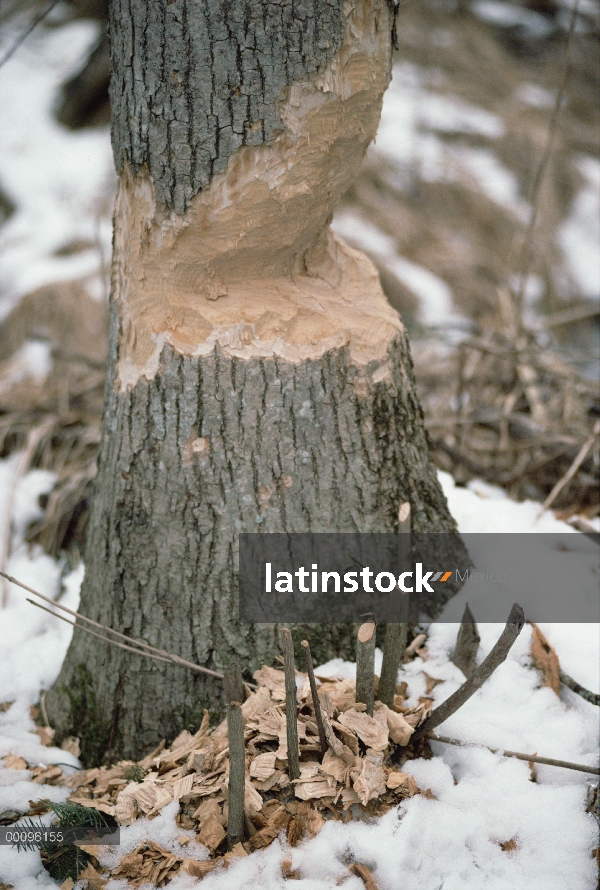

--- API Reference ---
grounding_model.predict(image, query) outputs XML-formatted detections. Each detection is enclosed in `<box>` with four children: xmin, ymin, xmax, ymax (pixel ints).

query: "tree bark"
<box><xmin>47</xmin><ymin>0</ymin><xmax>460</xmax><ymax>763</ymax></box>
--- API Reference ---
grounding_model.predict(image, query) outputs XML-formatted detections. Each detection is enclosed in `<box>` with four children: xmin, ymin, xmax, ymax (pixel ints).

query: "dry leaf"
<box><xmin>0</xmin><ymin>701</ymin><xmax>14</xmax><ymax>713</ymax></box>
<box><xmin>35</xmin><ymin>726</ymin><xmax>55</xmax><ymax>747</ymax></box>
<box><xmin>386</xmin><ymin>770</ymin><xmax>409</xmax><ymax>791</ymax></box>
<box><xmin>500</xmin><ymin>837</ymin><xmax>519</xmax><ymax>852</ymax></box>
<box><xmin>350</xmin><ymin>861</ymin><xmax>379</xmax><ymax>890</ymax></box>
<box><xmin>76</xmin><ymin>864</ymin><xmax>107</xmax><ymax>890</ymax></box>
<box><xmin>3</xmin><ymin>755</ymin><xmax>27</xmax><ymax>770</ymax></box>
<box><xmin>59</xmin><ymin>880</ymin><xmax>74</xmax><ymax>890</ymax></box>
<box><xmin>530</xmin><ymin>624</ymin><xmax>561</xmax><ymax>696</ymax></box>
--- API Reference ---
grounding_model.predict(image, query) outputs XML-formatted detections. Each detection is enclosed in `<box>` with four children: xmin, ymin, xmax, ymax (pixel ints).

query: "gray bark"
<box><xmin>46</xmin><ymin>0</ymin><xmax>462</xmax><ymax>764</ymax></box>
<box><xmin>109</xmin><ymin>0</ymin><xmax>346</xmax><ymax>212</ymax></box>
<box><xmin>47</xmin><ymin>332</ymin><xmax>458</xmax><ymax>763</ymax></box>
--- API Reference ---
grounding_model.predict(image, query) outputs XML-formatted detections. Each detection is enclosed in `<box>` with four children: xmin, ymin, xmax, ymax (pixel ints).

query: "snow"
<box><xmin>332</xmin><ymin>211</ymin><xmax>463</xmax><ymax>329</ymax></box>
<box><xmin>0</xmin><ymin>458</ymin><xmax>597</xmax><ymax>889</ymax></box>
<box><xmin>558</xmin><ymin>155</ymin><xmax>600</xmax><ymax>299</ymax></box>
<box><xmin>0</xmin><ymin>18</ymin><xmax>115</xmax><ymax>317</ymax></box>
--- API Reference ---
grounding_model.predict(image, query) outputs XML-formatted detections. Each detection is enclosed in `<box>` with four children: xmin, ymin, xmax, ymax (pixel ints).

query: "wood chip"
<box><xmin>35</xmin><ymin>726</ymin><xmax>55</xmax><ymax>747</ymax></box>
<box><xmin>530</xmin><ymin>624</ymin><xmax>561</xmax><ymax>696</ymax></box>
<box><xmin>198</xmin><ymin>813</ymin><xmax>226</xmax><ymax>851</ymax></box>
<box><xmin>2</xmin><ymin>755</ymin><xmax>27</xmax><ymax>770</ymax></box>
<box><xmin>350</xmin><ymin>861</ymin><xmax>379</xmax><ymax>890</ymax></box>
<box><xmin>244</xmin><ymin>777</ymin><xmax>264</xmax><ymax>816</ymax></box>
<box><xmin>353</xmin><ymin>749</ymin><xmax>387</xmax><ymax>806</ymax></box>
<box><xmin>374</xmin><ymin>702</ymin><xmax>414</xmax><ymax>746</ymax></box>
<box><xmin>182</xmin><ymin>858</ymin><xmax>221</xmax><ymax>877</ymax></box>
<box><xmin>337</xmin><ymin>708</ymin><xmax>389</xmax><ymax>751</ymax></box>
<box><xmin>253</xmin><ymin>665</ymin><xmax>286</xmax><ymax>690</ymax></box>
<box><xmin>249</xmin><ymin>751</ymin><xmax>277</xmax><ymax>781</ymax></box>
<box><xmin>60</xmin><ymin>736</ymin><xmax>80</xmax><ymax>757</ymax></box>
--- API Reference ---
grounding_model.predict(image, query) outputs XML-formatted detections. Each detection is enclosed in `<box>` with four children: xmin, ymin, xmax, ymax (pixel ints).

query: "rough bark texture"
<box><xmin>109</xmin><ymin>0</ymin><xmax>346</xmax><ymax>212</ymax></box>
<box><xmin>47</xmin><ymin>0</ymin><xmax>462</xmax><ymax>763</ymax></box>
<box><xmin>47</xmin><ymin>331</ymin><xmax>457</xmax><ymax>762</ymax></box>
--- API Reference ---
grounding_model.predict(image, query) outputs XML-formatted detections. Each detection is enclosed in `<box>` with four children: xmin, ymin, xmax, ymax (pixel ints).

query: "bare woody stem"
<box><xmin>301</xmin><ymin>640</ymin><xmax>327</xmax><ymax>755</ymax></box>
<box><xmin>2</xmin><ymin>571</ymin><xmax>224</xmax><ymax>680</ymax></box>
<box><xmin>559</xmin><ymin>669</ymin><xmax>600</xmax><ymax>707</ymax></box>
<box><xmin>356</xmin><ymin>620</ymin><xmax>376</xmax><ymax>716</ymax></box>
<box><xmin>226</xmin><ymin>701</ymin><xmax>246</xmax><ymax>849</ymax></box>
<box><xmin>280</xmin><ymin>628</ymin><xmax>300</xmax><ymax>781</ymax></box>
<box><xmin>429</xmin><ymin>733</ymin><xmax>600</xmax><ymax>776</ymax></box>
<box><xmin>378</xmin><ymin>501</ymin><xmax>411</xmax><ymax>707</ymax></box>
<box><xmin>413</xmin><ymin>603</ymin><xmax>525</xmax><ymax>741</ymax></box>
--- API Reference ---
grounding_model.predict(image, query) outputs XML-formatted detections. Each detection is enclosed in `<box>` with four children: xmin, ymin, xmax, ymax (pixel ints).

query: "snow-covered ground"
<box><xmin>0</xmin><ymin>12</ymin><xmax>598</xmax><ymax>890</ymax></box>
<box><xmin>0</xmin><ymin>462</ymin><xmax>598</xmax><ymax>889</ymax></box>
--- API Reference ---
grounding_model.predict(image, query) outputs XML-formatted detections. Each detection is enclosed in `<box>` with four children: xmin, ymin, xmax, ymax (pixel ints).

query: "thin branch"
<box><xmin>559</xmin><ymin>669</ymin><xmax>600</xmax><ymax>707</ymax></box>
<box><xmin>0</xmin><ymin>0</ymin><xmax>61</xmax><ymax>69</ymax></box>
<box><xmin>537</xmin><ymin>420</ymin><xmax>599</xmax><ymax>517</ymax></box>
<box><xmin>0</xmin><ymin>570</ymin><xmax>224</xmax><ymax>679</ymax></box>
<box><xmin>428</xmin><ymin>733</ymin><xmax>599</xmax><ymax>776</ymax></box>
<box><xmin>27</xmin><ymin>599</ymin><xmax>173</xmax><ymax>665</ymax></box>
<box><xmin>301</xmin><ymin>640</ymin><xmax>327</xmax><ymax>755</ymax></box>
<box><xmin>280</xmin><ymin>629</ymin><xmax>300</xmax><ymax>781</ymax></box>
<box><xmin>412</xmin><ymin>603</ymin><xmax>525</xmax><ymax>741</ymax></box>
<box><xmin>513</xmin><ymin>0</ymin><xmax>580</xmax><ymax>311</ymax></box>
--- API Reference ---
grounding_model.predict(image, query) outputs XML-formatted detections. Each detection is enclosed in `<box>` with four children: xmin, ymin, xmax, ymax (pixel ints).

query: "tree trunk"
<box><xmin>47</xmin><ymin>0</ymin><xmax>459</xmax><ymax>764</ymax></box>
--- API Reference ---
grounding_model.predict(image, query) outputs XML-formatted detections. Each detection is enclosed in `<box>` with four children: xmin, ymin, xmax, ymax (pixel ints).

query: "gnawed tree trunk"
<box><xmin>47</xmin><ymin>0</ymin><xmax>459</xmax><ymax>763</ymax></box>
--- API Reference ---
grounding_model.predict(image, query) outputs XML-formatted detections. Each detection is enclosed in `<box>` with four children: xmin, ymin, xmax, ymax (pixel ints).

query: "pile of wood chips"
<box><xmin>19</xmin><ymin>664</ymin><xmax>436</xmax><ymax>887</ymax></box>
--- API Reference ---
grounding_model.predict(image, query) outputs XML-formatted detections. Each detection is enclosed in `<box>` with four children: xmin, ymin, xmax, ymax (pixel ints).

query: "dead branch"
<box><xmin>2</xmin><ymin>570</ymin><xmax>224</xmax><ymax>679</ymax></box>
<box><xmin>559</xmin><ymin>669</ymin><xmax>600</xmax><ymax>707</ymax></box>
<box><xmin>538</xmin><ymin>420</ymin><xmax>600</xmax><ymax>516</ymax></box>
<box><xmin>413</xmin><ymin>603</ymin><xmax>525</xmax><ymax>740</ymax></box>
<box><xmin>428</xmin><ymin>733</ymin><xmax>599</xmax><ymax>776</ymax></box>
<box><xmin>301</xmin><ymin>640</ymin><xmax>327</xmax><ymax>754</ymax></box>
<box><xmin>452</xmin><ymin>603</ymin><xmax>480</xmax><ymax>678</ymax></box>
<box><xmin>280</xmin><ymin>628</ymin><xmax>300</xmax><ymax>781</ymax></box>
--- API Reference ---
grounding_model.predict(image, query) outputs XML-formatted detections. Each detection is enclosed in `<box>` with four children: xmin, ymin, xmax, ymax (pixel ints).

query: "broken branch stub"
<box><xmin>413</xmin><ymin>603</ymin><xmax>525</xmax><ymax>741</ymax></box>
<box><xmin>356</xmin><ymin>620</ymin><xmax>376</xmax><ymax>717</ymax></box>
<box><xmin>378</xmin><ymin>501</ymin><xmax>411</xmax><ymax>707</ymax></box>
<box><xmin>301</xmin><ymin>639</ymin><xmax>328</xmax><ymax>754</ymax></box>
<box><xmin>280</xmin><ymin>628</ymin><xmax>300</xmax><ymax>781</ymax></box>
<box><xmin>226</xmin><ymin>701</ymin><xmax>245</xmax><ymax>850</ymax></box>
<box><xmin>452</xmin><ymin>602</ymin><xmax>480</xmax><ymax>678</ymax></box>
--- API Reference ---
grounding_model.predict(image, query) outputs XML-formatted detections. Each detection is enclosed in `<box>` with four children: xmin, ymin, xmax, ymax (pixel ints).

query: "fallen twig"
<box><xmin>412</xmin><ymin>603</ymin><xmax>525</xmax><ymax>740</ymax></box>
<box><xmin>378</xmin><ymin>503</ymin><xmax>410</xmax><ymax>707</ymax></box>
<box><xmin>301</xmin><ymin>640</ymin><xmax>328</xmax><ymax>754</ymax></box>
<box><xmin>428</xmin><ymin>733</ymin><xmax>599</xmax><ymax>776</ymax></box>
<box><xmin>537</xmin><ymin>420</ymin><xmax>600</xmax><ymax>517</ymax></box>
<box><xmin>559</xmin><ymin>669</ymin><xmax>600</xmax><ymax>707</ymax></box>
<box><xmin>1</xmin><ymin>570</ymin><xmax>224</xmax><ymax>679</ymax></box>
